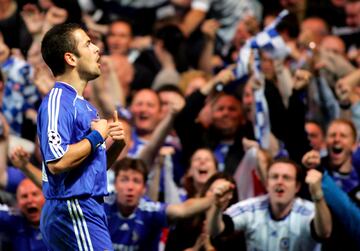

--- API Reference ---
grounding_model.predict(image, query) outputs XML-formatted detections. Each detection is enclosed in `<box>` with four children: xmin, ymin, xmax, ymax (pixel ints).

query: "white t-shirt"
<box><xmin>225</xmin><ymin>195</ymin><xmax>320</xmax><ymax>251</ymax></box>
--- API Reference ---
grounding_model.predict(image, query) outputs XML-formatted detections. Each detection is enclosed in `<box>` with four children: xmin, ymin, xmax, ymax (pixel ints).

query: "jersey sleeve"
<box><xmin>38</xmin><ymin>89</ymin><xmax>74</xmax><ymax>162</ymax></box>
<box><xmin>224</xmin><ymin>201</ymin><xmax>252</xmax><ymax>232</ymax></box>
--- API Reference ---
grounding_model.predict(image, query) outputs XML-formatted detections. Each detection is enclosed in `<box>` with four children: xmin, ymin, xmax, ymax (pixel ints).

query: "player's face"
<box><xmin>115</xmin><ymin>170</ymin><xmax>146</xmax><ymax>210</ymax></box>
<box><xmin>130</xmin><ymin>89</ymin><xmax>162</xmax><ymax>134</ymax></box>
<box><xmin>190</xmin><ymin>149</ymin><xmax>217</xmax><ymax>185</ymax></box>
<box><xmin>267</xmin><ymin>163</ymin><xmax>299</xmax><ymax>209</ymax></box>
<box><xmin>326</xmin><ymin>122</ymin><xmax>356</xmax><ymax>169</ymax></box>
<box><xmin>72</xmin><ymin>29</ymin><xmax>101</xmax><ymax>81</ymax></box>
<box><xmin>16</xmin><ymin>179</ymin><xmax>45</xmax><ymax>226</ymax></box>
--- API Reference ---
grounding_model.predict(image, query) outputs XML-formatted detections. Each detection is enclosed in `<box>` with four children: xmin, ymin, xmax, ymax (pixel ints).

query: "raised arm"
<box><xmin>91</xmin><ymin>56</ymin><xmax>126</xmax><ymax>118</ymax></box>
<box><xmin>0</xmin><ymin>113</ymin><xmax>10</xmax><ymax>189</ymax></box>
<box><xmin>138</xmin><ymin>98</ymin><xmax>184</xmax><ymax>169</ymax></box>
<box><xmin>179</xmin><ymin>9</ymin><xmax>206</xmax><ymax>38</ymax></box>
<box><xmin>167</xmin><ymin>180</ymin><xmax>233</xmax><ymax>222</ymax></box>
<box><xmin>10</xmin><ymin>147</ymin><xmax>42</xmax><ymax>189</ymax></box>
<box><xmin>322</xmin><ymin>171</ymin><xmax>360</xmax><ymax>244</ymax></box>
<box><xmin>206</xmin><ymin>201</ymin><xmax>226</xmax><ymax>237</ymax></box>
<box><xmin>198</xmin><ymin>19</ymin><xmax>220</xmax><ymax>74</ymax></box>
<box><xmin>302</xmin><ymin>150</ymin><xmax>332</xmax><ymax>238</ymax></box>
<box><xmin>145</xmin><ymin>154</ymin><xmax>164</xmax><ymax>202</ymax></box>
<box><xmin>306</xmin><ymin>169</ymin><xmax>332</xmax><ymax>238</ymax></box>
<box><xmin>106</xmin><ymin>111</ymin><xmax>126</xmax><ymax>169</ymax></box>
<box><xmin>206</xmin><ymin>180</ymin><xmax>235</xmax><ymax>237</ymax></box>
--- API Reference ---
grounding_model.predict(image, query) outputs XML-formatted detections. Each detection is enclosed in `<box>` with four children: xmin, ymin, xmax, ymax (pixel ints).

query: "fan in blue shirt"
<box><xmin>0</xmin><ymin>178</ymin><xmax>46</xmax><ymax>251</ymax></box>
<box><xmin>105</xmin><ymin>157</ymin><xmax>233</xmax><ymax>251</ymax></box>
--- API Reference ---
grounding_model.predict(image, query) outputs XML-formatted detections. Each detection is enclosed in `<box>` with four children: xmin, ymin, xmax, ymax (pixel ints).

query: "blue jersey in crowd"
<box><xmin>37</xmin><ymin>82</ymin><xmax>108</xmax><ymax>199</ymax></box>
<box><xmin>104</xmin><ymin>197</ymin><xmax>168</xmax><ymax>251</ymax></box>
<box><xmin>0</xmin><ymin>204</ymin><xmax>46</xmax><ymax>251</ymax></box>
<box><xmin>1</xmin><ymin>56</ymin><xmax>40</xmax><ymax>136</ymax></box>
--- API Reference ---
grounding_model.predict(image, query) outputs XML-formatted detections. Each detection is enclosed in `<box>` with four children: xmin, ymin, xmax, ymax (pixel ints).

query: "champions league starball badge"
<box><xmin>48</xmin><ymin>130</ymin><xmax>61</xmax><ymax>146</ymax></box>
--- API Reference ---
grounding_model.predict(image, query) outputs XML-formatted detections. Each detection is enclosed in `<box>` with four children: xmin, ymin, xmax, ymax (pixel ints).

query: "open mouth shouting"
<box><xmin>329</xmin><ymin>145</ymin><xmax>345</xmax><ymax>161</ymax></box>
<box><xmin>24</xmin><ymin>206</ymin><xmax>40</xmax><ymax>221</ymax></box>
<box><xmin>198</xmin><ymin>168</ymin><xmax>209</xmax><ymax>178</ymax></box>
<box><xmin>274</xmin><ymin>187</ymin><xmax>285</xmax><ymax>197</ymax></box>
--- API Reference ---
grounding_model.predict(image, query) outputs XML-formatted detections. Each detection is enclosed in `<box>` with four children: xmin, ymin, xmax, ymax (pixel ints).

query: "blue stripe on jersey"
<box><xmin>292</xmin><ymin>202</ymin><xmax>313</xmax><ymax>216</ymax></box>
<box><xmin>37</xmin><ymin>82</ymin><xmax>108</xmax><ymax>199</ymax></box>
<box><xmin>226</xmin><ymin>196</ymin><xmax>268</xmax><ymax>217</ymax></box>
<box><xmin>226</xmin><ymin>195</ymin><xmax>315</xmax><ymax>219</ymax></box>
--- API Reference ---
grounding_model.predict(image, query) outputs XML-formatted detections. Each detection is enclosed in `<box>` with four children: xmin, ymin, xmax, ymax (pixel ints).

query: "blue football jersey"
<box><xmin>0</xmin><ymin>204</ymin><xmax>46</xmax><ymax>251</ymax></box>
<box><xmin>104</xmin><ymin>197</ymin><xmax>168</xmax><ymax>251</ymax></box>
<box><xmin>1</xmin><ymin>56</ymin><xmax>40</xmax><ymax>136</ymax></box>
<box><xmin>37</xmin><ymin>82</ymin><xmax>108</xmax><ymax>199</ymax></box>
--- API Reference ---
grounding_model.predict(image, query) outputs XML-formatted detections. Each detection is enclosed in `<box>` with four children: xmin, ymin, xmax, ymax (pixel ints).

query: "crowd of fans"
<box><xmin>0</xmin><ymin>0</ymin><xmax>360</xmax><ymax>250</ymax></box>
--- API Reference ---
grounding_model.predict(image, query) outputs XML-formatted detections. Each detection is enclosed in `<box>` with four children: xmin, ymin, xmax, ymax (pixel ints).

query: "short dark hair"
<box><xmin>155</xmin><ymin>84</ymin><xmax>184</xmax><ymax>97</ymax></box>
<box><xmin>305</xmin><ymin>119</ymin><xmax>325</xmax><ymax>136</ymax></box>
<box><xmin>113</xmin><ymin>157</ymin><xmax>148</xmax><ymax>184</ymax></box>
<box><xmin>41</xmin><ymin>23</ymin><xmax>82</xmax><ymax>76</ymax></box>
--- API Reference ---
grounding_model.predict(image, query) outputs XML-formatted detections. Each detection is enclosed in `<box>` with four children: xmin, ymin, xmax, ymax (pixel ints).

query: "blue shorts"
<box><xmin>40</xmin><ymin>197</ymin><xmax>113</xmax><ymax>251</ymax></box>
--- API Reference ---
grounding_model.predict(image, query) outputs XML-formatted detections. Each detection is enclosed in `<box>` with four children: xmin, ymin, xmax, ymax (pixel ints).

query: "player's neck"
<box><xmin>56</xmin><ymin>73</ymin><xmax>87</xmax><ymax>96</ymax></box>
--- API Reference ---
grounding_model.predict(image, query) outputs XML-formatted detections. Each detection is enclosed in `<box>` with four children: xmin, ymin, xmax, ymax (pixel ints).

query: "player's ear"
<box><xmin>64</xmin><ymin>52</ymin><xmax>77</xmax><ymax>67</ymax></box>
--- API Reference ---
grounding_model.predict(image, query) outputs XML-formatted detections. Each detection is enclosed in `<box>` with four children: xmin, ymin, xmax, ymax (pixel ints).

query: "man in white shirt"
<box><xmin>207</xmin><ymin>159</ymin><xmax>332</xmax><ymax>251</ymax></box>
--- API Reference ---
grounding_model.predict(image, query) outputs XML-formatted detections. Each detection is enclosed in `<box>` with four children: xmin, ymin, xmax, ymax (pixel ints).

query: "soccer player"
<box><xmin>207</xmin><ymin>159</ymin><xmax>332</xmax><ymax>251</ymax></box>
<box><xmin>38</xmin><ymin>23</ymin><xmax>126</xmax><ymax>250</ymax></box>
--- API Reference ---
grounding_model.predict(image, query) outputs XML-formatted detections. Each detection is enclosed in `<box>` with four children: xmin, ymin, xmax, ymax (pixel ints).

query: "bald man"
<box><xmin>0</xmin><ymin>178</ymin><xmax>46</xmax><ymax>250</ymax></box>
